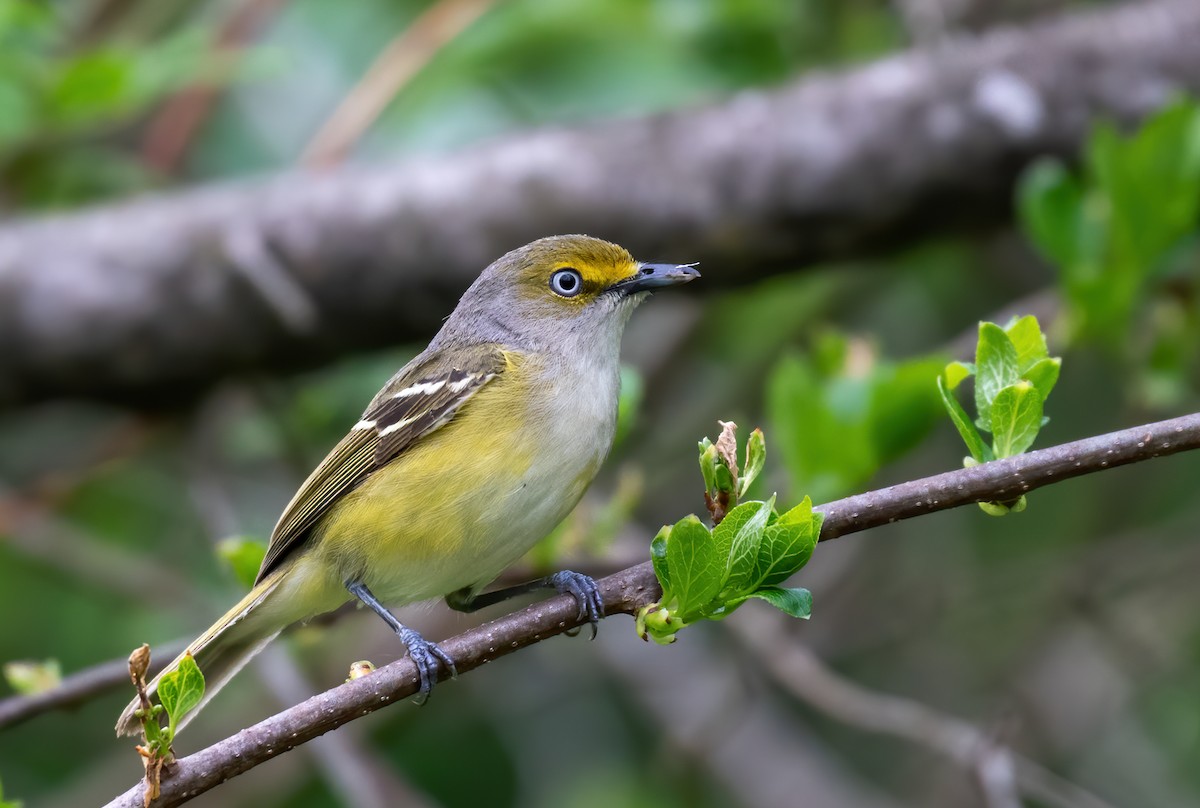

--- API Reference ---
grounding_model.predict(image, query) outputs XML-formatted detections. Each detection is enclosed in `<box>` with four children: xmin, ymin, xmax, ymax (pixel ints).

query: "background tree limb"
<box><xmin>3</xmin><ymin>0</ymin><xmax>1199</xmax><ymax>408</ymax></box>
<box><xmin>727</xmin><ymin>609</ymin><xmax>1116</xmax><ymax>808</ymax></box>
<box><xmin>105</xmin><ymin>411</ymin><xmax>1200</xmax><ymax>807</ymax></box>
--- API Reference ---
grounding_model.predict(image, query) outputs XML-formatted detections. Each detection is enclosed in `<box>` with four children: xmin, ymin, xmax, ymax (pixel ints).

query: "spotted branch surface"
<box><xmin>4</xmin><ymin>0</ymin><xmax>1200</xmax><ymax>407</ymax></box>
<box><xmin>104</xmin><ymin>411</ymin><xmax>1200</xmax><ymax>807</ymax></box>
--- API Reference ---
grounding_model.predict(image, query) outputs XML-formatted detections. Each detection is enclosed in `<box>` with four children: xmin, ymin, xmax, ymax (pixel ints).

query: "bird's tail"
<box><xmin>115</xmin><ymin>573</ymin><xmax>285</xmax><ymax>737</ymax></box>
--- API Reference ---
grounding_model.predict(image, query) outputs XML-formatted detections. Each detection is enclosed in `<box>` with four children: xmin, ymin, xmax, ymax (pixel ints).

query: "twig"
<box><xmin>727</xmin><ymin>608</ymin><xmax>1117</xmax><ymax>808</ymax></box>
<box><xmin>302</xmin><ymin>0</ymin><xmax>496</xmax><ymax>167</ymax></box>
<box><xmin>103</xmin><ymin>411</ymin><xmax>1200</xmax><ymax>806</ymax></box>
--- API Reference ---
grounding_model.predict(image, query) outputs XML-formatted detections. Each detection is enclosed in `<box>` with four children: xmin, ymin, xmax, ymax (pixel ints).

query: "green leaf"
<box><xmin>664</xmin><ymin>515</ymin><xmax>722</xmax><ymax>614</ymax></box>
<box><xmin>866</xmin><ymin>356</ymin><xmax>947</xmax><ymax>465</ymax></box>
<box><xmin>753</xmin><ymin>497</ymin><xmax>820</xmax><ymax>588</ymax></box>
<box><xmin>749</xmin><ymin>587</ymin><xmax>813</xmax><ymax>619</ymax></box>
<box><xmin>650</xmin><ymin>525</ymin><xmax>672</xmax><ymax>598</ymax></box>
<box><xmin>738</xmin><ymin>428</ymin><xmax>766</xmax><ymax>498</ymax></box>
<box><xmin>636</xmin><ymin>602</ymin><xmax>684</xmax><ymax>645</ymax></box>
<box><xmin>158</xmin><ymin>653</ymin><xmax>205</xmax><ymax>735</ymax></box>
<box><xmin>1022</xmin><ymin>357</ymin><xmax>1061</xmax><ymax>402</ymax></box>
<box><xmin>714</xmin><ymin>499</ymin><xmax>773</xmax><ymax>595</ymax></box>
<box><xmin>713</xmin><ymin>464</ymin><xmax>734</xmax><ymax>496</ymax></box>
<box><xmin>766</xmin><ymin>351</ymin><xmax>881</xmax><ymax>502</ymax></box>
<box><xmin>990</xmin><ymin>382</ymin><xmax>1044</xmax><ymax>458</ymax></box>
<box><xmin>937</xmin><ymin>375</ymin><xmax>991</xmax><ymax>463</ymax></box>
<box><xmin>974</xmin><ymin>322</ymin><xmax>1020</xmax><ymax>430</ymax></box>
<box><xmin>216</xmin><ymin>536</ymin><xmax>267</xmax><ymax>591</ymax></box>
<box><xmin>1089</xmin><ymin>100</ymin><xmax>1200</xmax><ymax>271</ymax></box>
<box><xmin>943</xmin><ymin>361</ymin><xmax>974</xmax><ymax>390</ymax></box>
<box><xmin>698</xmin><ymin>438</ymin><xmax>717</xmax><ymax>494</ymax></box>
<box><xmin>49</xmin><ymin>50</ymin><xmax>135</xmax><ymax>126</ymax></box>
<box><xmin>1017</xmin><ymin>158</ymin><xmax>1095</xmax><ymax>270</ymax></box>
<box><xmin>1004</xmin><ymin>315</ymin><xmax>1049</xmax><ymax>371</ymax></box>
<box><xmin>979</xmin><ymin>495</ymin><xmax>1027</xmax><ymax>517</ymax></box>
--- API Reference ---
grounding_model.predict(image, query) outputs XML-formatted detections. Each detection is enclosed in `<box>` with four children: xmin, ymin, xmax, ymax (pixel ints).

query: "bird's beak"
<box><xmin>609</xmin><ymin>262</ymin><xmax>701</xmax><ymax>296</ymax></box>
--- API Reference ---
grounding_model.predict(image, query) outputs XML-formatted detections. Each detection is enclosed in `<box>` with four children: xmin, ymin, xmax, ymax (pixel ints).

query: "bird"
<box><xmin>116</xmin><ymin>234</ymin><xmax>699</xmax><ymax>736</ymax></box>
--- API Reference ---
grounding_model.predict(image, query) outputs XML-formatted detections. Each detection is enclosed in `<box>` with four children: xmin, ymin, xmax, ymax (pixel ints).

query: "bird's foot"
<box><xmin>396</xmin><ymin>625</ymin><xmax>456</xmax><ymax>703</ymax></box>
<box><xmin>547</xmin><ymin>570</ymin><xmax>604</xmax><ymax>639</ymax></box>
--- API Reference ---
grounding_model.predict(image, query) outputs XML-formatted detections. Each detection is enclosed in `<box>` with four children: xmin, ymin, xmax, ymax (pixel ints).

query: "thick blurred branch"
<box><xmin>105</xmin><ymin>411</ymin><xmax>1200</xmax><ymax>807</ymax></box>
<box><xmin>3</xmin><ymin>0</ymin><xmax>1199</xmax><ymax>408</ymax></box>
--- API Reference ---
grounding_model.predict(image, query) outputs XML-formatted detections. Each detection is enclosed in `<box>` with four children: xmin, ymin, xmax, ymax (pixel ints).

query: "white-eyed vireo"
<box><xmin>116</xmin><ymin>234</ymin><xmax>699</xmax><ymax>736</ymax></box>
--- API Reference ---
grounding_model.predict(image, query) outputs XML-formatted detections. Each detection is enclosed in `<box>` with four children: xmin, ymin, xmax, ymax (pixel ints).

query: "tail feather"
<box><xmin>115</xmin><ymin>574</ymin><xmax>283</xmax><ymax>737</ymax></box>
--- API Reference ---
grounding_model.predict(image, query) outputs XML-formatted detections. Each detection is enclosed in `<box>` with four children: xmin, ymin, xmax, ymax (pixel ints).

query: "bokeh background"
<box><xmin>1</xmin><ymin>1</ymin><xmax>1199</xmax><ymax>806</ymax></box>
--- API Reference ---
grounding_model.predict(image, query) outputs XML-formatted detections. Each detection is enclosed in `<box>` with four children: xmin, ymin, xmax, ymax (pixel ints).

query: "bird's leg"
<box><xmin>346</xmin><ymin>580</ymin><xmax>456</xmax><ymax>701</ymax></box>
<box><xmin>445</xmin><ymin>571</ymin><xmax>605</xmax><ymax>638</ymax></box>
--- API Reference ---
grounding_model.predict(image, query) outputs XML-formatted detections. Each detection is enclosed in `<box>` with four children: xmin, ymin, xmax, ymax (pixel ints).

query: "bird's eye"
<box><xmin>549</xmin><ymin>268</ymin><xmax>583</xmax><ymax>298</ymax></box>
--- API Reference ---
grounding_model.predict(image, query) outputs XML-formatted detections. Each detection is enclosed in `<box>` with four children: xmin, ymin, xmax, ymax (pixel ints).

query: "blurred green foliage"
<box><xmin>217</xmin><ymin>537</ymin><xmax>269</xmax><ymax>590</ymax></box>
<box><xmin>767</xmin><ymin>332</ymin><xmax>946</xmax><ymax>503</ymax></box>
<box><xmin>0</xmin><ymin>0</ymin><xmax>241</xmax><ymax>205</ymax></box>
<box><xmin>0</xmin><ymin>659</ymin><xmax>60</xmax><ymax>696</ymax></box>
<box><xmin>0</xmin><ymin>776</ymin><xmax>22</xmax><ymax>808</ymax></box>
<box><xmin>1018</xmin><ymin>98</ymin><xmax>1200</xmax><ymax>405</ymax></box>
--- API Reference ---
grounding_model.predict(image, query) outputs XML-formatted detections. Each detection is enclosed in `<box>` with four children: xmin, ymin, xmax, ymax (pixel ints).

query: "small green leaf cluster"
<box><xmin>938</xmin><ymin>316</ymin><xmax>1060</xmax><ymax>515</ymax></box>
<box><xmin>638</xmin><ymin>425</ymin><xmax>822</xmax><ymax>645</ymax></box>
<box><xmin>136</xmin><ymin>654</ymin><xmax>206</xmax><ymax>760</ymax></box>
<box><xmin>1018</xmin><ymin>98</ymin><xmax>1200</xmax><ymax>396</ymax></box>
<box><xmin>698</xmin><ymin>421</ymin><xmax>765</xmax><ymax>522</ymax></box>
<box><xmin>768</xmin><ymin>332</ymin><xmax>947</xmax><ymax>503</ymax></box>
<box><xmin>637</xmin><ymin>497</ymin><xmax>821</xmax><ymax>644</ymax></box>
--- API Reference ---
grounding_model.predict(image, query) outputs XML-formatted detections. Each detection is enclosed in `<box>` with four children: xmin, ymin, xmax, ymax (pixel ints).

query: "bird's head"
<box><xmin>442</xmin><ymin>235</ymin><xmax>700</xmax><ymax>352</ymax></box>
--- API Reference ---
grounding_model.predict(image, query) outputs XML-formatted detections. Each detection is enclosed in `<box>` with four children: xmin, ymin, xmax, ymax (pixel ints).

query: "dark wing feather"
<box><xmin>255</xmin><ymin>351</ymin><xmax>505</xmax><ymax>583</ymax></box>
<box><xmin>370</xmin><ymin>368</ymin><xmax>493</xmax><ymax>463</ymax></box>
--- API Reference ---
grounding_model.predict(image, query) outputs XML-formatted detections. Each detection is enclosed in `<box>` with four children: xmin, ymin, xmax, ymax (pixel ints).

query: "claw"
<box><xmin>546</xmin><ymin>570</ymin><xmax>604</xmax><ymax>639</ymax></box>
<box><xmin>396</xmin><ymin>626</ymin><xmax>455</xmax><ymax>703</ymax></box>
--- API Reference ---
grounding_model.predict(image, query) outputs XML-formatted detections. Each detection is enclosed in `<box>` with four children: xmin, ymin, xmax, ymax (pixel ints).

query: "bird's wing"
<box><xmin>255</xmin><ymin>348</ymin><xmax>507</xmax><ymax>583</ymax></box>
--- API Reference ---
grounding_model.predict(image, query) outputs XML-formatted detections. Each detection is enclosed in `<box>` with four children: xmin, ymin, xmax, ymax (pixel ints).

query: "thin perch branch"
<box><xmin>104</xmin><ymin>411</ymin><xmax>1200</xmax><ymax>807</ymax></box>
